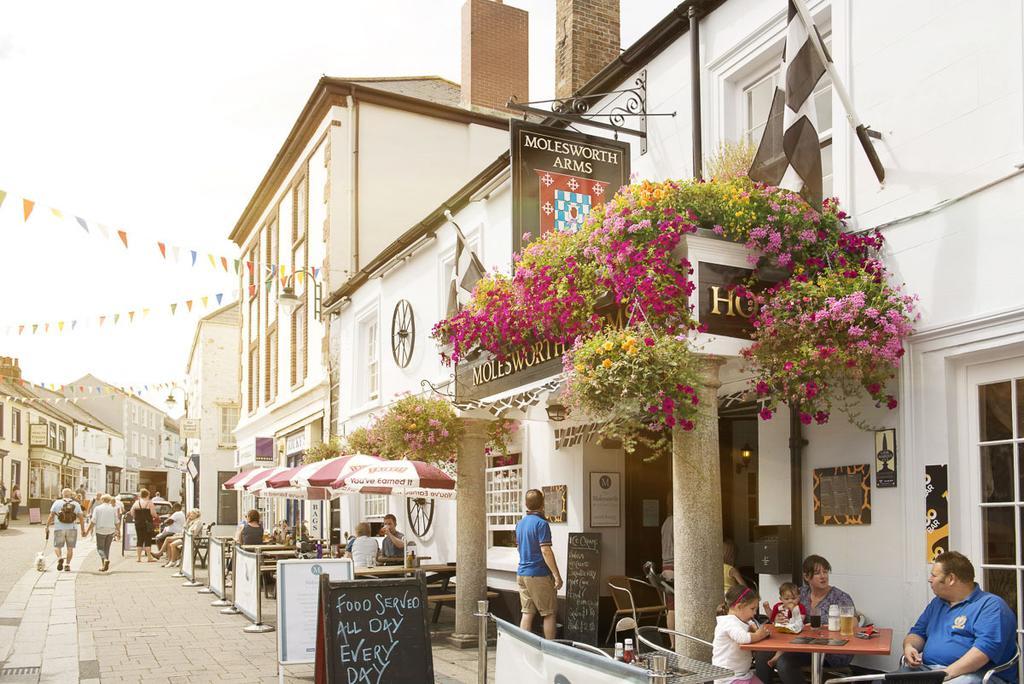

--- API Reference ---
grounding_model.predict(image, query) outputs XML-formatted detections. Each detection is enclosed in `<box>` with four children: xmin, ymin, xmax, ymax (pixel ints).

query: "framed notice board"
<box><xmin>813</xmin><ymin>464</ymin><xmax>871</xmax><ymax>525</ymax></box>
<box><xmin>315</xmin><ymin>575</ymin><xmax>434</xmax><ymax>684</ymax></box>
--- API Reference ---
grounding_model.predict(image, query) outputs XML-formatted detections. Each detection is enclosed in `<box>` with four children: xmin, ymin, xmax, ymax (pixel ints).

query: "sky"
<box><xmin>0</xmin><ymin>0</ymin><xmax>681</xmax><ymax>412</ymax></box>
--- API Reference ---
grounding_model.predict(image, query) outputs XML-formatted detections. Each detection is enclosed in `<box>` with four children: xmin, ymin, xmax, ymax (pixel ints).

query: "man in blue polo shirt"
<box><xmin>516</xmin><ymin>489</ymin><xmax>562</xmax><ymax>639</ymax></box>
<box><xmin>903</xmin><ymin>551</ymin><xmax>1017</xmax><ymax>684</ymax></box>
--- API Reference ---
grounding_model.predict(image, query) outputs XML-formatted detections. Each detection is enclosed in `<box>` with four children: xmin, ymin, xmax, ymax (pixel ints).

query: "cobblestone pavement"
<box><xmin>0</xmin><ymin>517</ymin><xmax>49</xmax><ymax>606</ymax></box>
<box><xmin>0</xmin><ymin>526</ymin><xmax>495</xmax><ymax>683</ymax></box>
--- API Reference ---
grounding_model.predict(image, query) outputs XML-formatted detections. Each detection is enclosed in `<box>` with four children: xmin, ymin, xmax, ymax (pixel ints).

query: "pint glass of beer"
<box><xmin>840</xmin><ymin>605</ymin><xmax>857</xmax><ymax>636</ymax></box>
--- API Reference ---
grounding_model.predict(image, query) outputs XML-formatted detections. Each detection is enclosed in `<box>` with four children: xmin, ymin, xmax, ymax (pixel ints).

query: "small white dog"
<box><xmin>35</xmin><ymin>551</ymin><xmax>46</xmax><ymax>572</ymax></box>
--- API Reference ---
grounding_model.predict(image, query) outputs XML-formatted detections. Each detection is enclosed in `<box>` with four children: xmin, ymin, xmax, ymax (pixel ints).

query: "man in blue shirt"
<box><xmin>904</xmin><ymin>551</ymin><xmax>1017</xmax><ymax>684</ymax></box>
<box><xmin>515</xmin><ymin>489</ymin><xmax>562</xmax><ymax>639</ymax></box>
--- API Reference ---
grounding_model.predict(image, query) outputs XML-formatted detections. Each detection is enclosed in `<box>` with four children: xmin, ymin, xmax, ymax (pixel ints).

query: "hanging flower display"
<box><xmin>562</xmin><ymin>328</ymin><xmax>701</xmax><ymax>455</ymax></box>
<box><xmin>485</xmin><ymin>418</ymin><xmax>520</xmax><ymax>457</ymax></box>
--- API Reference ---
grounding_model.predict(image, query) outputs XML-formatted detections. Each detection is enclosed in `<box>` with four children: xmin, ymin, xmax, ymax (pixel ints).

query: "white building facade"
<box><xmin>323</xmin><ymin>0</ymin><xmax>1024</xmax><ymax>666</ymax></box>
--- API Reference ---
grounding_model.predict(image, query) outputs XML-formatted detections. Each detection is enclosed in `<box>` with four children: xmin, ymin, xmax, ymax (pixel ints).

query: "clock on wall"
<box><xmin>391</xmin><ymin>299</ymin><xmax>415</xmax><ymax>368</ymax></box>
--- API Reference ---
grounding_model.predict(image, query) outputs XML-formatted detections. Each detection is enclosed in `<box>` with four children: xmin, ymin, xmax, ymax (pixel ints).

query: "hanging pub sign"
<box><xmin>510</xmin><ymin>120</ymin><xmax>630</xmax><ymax>255</ymax></box>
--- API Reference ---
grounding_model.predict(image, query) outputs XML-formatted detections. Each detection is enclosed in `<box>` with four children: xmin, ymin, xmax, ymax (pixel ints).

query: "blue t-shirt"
<box><xmin>49</xmin><ymin>498</ymin><xmax>83</xmax><ymax>531</ymax></box>
<box><xmin>515</xmin><ymin>512</ymin><xmax>552</xmax><ymax>577</ymax></box>
<box><xmin>909</xmin><ymin>585</ymin><xmax>1017</xmax><ymax>684</ymax></box>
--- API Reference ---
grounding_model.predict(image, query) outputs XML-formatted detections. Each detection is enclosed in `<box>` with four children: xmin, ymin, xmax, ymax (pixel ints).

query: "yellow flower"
<box><xmin>602</xmin><ymin>358</ymin><xmax>613</xmax><ymax>368</ymax></box>
<box><xmin>407</xmin><ymin>423</ymin><xmax>417</xmax><ymax>430</ymax></box>
<box><xmin>602</xmin><ymin>341</ymin><xmax>614</xmax><ymax>351</ymax></box>
<box><xmin>627</xmin><ymin>348</ymin><xmax>638</xmax><ymax>356</ymax></box>
<box><xmin>575</xmin><ymin>364</ymin><xmax>585</xmax><ymax>373</ymax></box>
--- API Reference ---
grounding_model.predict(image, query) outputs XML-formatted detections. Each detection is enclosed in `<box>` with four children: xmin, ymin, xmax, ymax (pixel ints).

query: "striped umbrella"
<box><xmin>243</xmin><ymin>466</ymin><xmax>290</xmax><ymax>493</ymax></box>
<box><xmin>330</xmin><ymin>459</ymin><xmax>456</xmax><ymax>499</ymax></box>
<box><xmin>293</xmin><ymin>454</ymin><xmax>383</xmax><ymax>488</ymax></box>
<box><xmin>222</xmin><ymin>467</ymin><xmax>272</xmax><ymax>491</ymax></box>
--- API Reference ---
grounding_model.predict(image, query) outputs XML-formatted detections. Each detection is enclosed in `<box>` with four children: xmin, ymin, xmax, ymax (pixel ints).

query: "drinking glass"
<box><xmin>840</xmin><ymin>606</ymin><xmax>856</xmax><ymax>636</ymax></box>
<box><xmin>809</xmin><ymin>614</ymin><xmax>822</xmax><ymax>630</ymax></box>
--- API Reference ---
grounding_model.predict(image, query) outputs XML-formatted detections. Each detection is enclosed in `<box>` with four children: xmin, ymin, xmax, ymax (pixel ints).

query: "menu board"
<box><xmin>209</xmin><ymin>537</ymin><xmax>225</xmax><ymax>599</ymax></box>
<box><xmin>277</xmin><ymin>559</ymin><xmax>353</xmax><ymax>665</ymax></box>
<box><xmin>564</xmin><ymin>532</ymin><xmax>601</xmax><ymax>644</ymax></box>
<box><xmin>314</xmin><ymin>576</ymin><xmax>434</xmax><ymax>684</ymax></box>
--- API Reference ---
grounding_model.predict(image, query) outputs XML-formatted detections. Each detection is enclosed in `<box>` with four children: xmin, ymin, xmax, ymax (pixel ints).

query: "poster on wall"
<box><xmin>925</xmin><ymin>465</ymin><xmax>949</xmax><ymax>562</ymax></box>
<box><xmin>874</xmin><ymin>429</ymin><xmax>897</xmax><ymax>488</ymax></box>
<box><xmin>510</xmin><ymin>121</ymin><xmax>630</xmax><ymax>256</ymax></box>
<box><xmin>543</xmin><ymin>485</ymin><xmax>568</xmax><ymax>523</ymax></box>
<box><xmin>813</xmin><ymin>464</ymin><xmax>871</xmax><ymax>525</ymax></box>
<box><xmin>589</xmin><ymin>472</ymin><xmax>620</xmax><ymax>527</ymax></box>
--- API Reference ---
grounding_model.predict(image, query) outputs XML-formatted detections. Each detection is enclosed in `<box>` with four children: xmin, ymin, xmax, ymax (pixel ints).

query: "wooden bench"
<box><xmin>427</xmin><ymin>591</ymin><xmax>499</xmax><ymax>624</ymax></box>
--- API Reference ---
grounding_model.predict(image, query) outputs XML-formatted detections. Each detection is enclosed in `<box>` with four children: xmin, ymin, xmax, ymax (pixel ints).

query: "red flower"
<box><xmin>799</xmin><ymin>412</ymin><xmax>812</xmax><ymax>425</ymax></box>
<box><xmin>886</xmin><ymin>397</ymin><xmax>898</xmax><ymax>410</ymax></box>
<box><xmin>759</xmin><ymin>407</ymin><xmax>774</xmax><ymax>421</ymax></box>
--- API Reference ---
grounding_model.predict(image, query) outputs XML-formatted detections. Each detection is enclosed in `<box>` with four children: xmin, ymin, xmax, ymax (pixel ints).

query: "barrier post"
<box><xmin>210</xmin><ymin>539</ymin><xmax>232</xmax><ymax>607</ymax></box>
<box><xmin>243</xmin><ymin>547</ymin><xmax>274</xmax><ymax>633</ymax></box>
<box><xmin>475</xmin><ymin>600</ymin><xmax>489</xmax><ymax>684</ymax></box>
<box><xmin>182</xmin><ymin>531</ymin><xmax>203</xmax><ymax>587</ymax></box>
<box><xmin>170</xmin><ymin>529</ymin><xmax>186</xmax><ymax>579</ymax></box>
<box><xmin>197</xmin><ymin>532</ymin><xmax>213</xmax><ymax>594</ymax></box>
<box><xmin>220</xmin><ymin>542</ymin><xmax>241</xmax><ymax>615</ymax></box>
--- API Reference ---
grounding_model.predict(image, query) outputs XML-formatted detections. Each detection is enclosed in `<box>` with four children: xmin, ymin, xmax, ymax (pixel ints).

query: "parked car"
<box><xmin>0</xmin><ymin>500</ymin><xmax>9</xmax><ymax>530</ymax></box>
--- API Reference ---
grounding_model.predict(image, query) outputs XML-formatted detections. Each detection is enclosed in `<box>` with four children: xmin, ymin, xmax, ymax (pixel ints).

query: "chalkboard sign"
<box><xmin>564</xmin><ymin>532</ymin><xmax>601</xmax><ymax>644</ymax></box>
<box><xmin>315</xmin><ymin>575</ymin><xmax>434</xmax><ymax>684</ymax></box>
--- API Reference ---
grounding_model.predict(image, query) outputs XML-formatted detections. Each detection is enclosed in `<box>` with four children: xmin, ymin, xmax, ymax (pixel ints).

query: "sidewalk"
<box><xmin>0</xmin><ymin>538</ymin><xmax>494</xmax><ymax>683</ymax></box>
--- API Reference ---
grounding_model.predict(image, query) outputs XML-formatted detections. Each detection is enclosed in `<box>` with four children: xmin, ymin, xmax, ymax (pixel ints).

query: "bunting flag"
<box><xmin>23</xmin><ymin>199</ymin><xmax>34</xmax><ymax>221</ymax></box>
<box><xmin>0</xmin><ymin>190</ymin><xmax>6</xmax><ymax>209</ymax></box>
<box><xmin>1</xmin><ymin>289</ymin><xmax>243</xmax><ymax>336</ymax></box>
<box><xmin>50</xmin><ymin>208</ymin><xmax>63</xmax><ymax>220</ymax></box>
<box><xmin>158</xmin><ymin>242</ymin><xmax>166</xmax><ymax>258</ymax></box>
<box><xmin>76</xmin><ymin>217</ymin><xmax>88</xmax><ymax>233</ymax></box>
<box><xmin>117</xmin><ymin>230</ymin><xmax>128</xmax><ymax>248</ymax></box>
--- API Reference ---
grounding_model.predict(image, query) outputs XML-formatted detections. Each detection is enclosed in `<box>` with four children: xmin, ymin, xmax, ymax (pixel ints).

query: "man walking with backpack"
<box><xmin>45</xmin><ymin>488</ymin><xmax>88</xmax><ymax>572</ymax></box>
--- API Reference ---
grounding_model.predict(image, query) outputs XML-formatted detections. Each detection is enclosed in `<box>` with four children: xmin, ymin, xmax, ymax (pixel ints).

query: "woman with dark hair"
<box><xmin>130</xmin><ymin>488</ymin><xmax>159</xmax><ymax>563</ymax></box>
<box><xmin>235</xmin><ymin>509</ymin><xmax>264</xmax><ymax>546</ymax></box>
<box><xmin>754</xmin><ymin>554</ymin><xmax>857</xmax><ymax>684</ymax></box>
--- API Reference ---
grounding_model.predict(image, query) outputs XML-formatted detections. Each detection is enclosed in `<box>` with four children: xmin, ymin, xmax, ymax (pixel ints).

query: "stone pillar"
<box><xmin>448</xmin><ymin>417</ymin><xmax>490</xmax><ymax>648</ymax></box>
<box><xmin>673</xmin><ymin>356</ymin><xmax>726</xmax><ymax>658</ymax></box>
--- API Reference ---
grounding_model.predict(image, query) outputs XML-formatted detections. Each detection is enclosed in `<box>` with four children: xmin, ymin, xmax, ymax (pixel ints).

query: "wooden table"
<box><xmin>354</xmin><ymin>563</ymin><xmax>454</xmax><ymax>577</ymax></box>
<box><xmin>741</xmin><ymin>627</ymin><xmax>893</xmax><ymax>684</ymax></box>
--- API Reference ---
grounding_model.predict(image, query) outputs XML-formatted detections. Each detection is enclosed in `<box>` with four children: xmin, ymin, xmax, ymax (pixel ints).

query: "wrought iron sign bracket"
<box><xmin>506</xmin><ymin>70</ymin><xmax>669</xmax><ymax>155</ymax></box>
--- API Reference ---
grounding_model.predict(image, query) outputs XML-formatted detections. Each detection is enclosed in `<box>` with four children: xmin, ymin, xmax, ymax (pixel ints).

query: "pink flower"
<box><xmin>799</xmin><ymin>412</ymin><xmax>812</xmax><ymax>425</ymax></box>
<box><xmin>644</xmin><ymin>337</ymin><xmax>656</xmax><ymax>346</ymax></box>
<box><xmin>759</xmin><ymin>408</ymin><xmax>774</xmax><ymax>421</ymax></box>
<box><xmin>886</xmin><ymin>397</ymin><xmax>898</xmax><ymax>410</ymax></box>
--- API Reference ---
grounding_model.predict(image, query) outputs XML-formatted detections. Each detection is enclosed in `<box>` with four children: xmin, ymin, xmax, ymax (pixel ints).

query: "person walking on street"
<box><xmin>86</xmin><ymin>494</ymin><xmax>119</xmax><ymax>572</ymax></box>
<box><xmin>131</xmin><ymin>488</ymin><xmax>159</xmax><ymax>562</ymax></box>
<box><xmin>515</xmin><ymin>489</ymin><xmax>562</xmax><ymax>639</ymax></box>
<box><xmin>11</xmin><ymin>484</ymin><xmax>21</xmax><ymax>520</ymax></box>
<box><xmin>45</xmin><ymin>488</ymin><xmax>88</xmax><ymax>572</ymax></box>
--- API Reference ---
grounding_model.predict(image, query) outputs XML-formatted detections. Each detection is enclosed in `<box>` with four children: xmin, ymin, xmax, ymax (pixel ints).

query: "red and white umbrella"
<box><xmin>293</xmin><ymin>454</ymin><xmax>383</xmax><ymax>488</ymax></box>
<box><xmin>243</xmin><ymin>466</ymin><xmax>290</xmax><ymax>493</ymax></box>
<box><xmin>222</xmin><ymin>467</ymin><xmax>275</xmax><ymax>491</ymax></box>
<box><xmin>330</xmin><ymin>460</ymin><xmax>457</xmax><ymax>500</ymax></box>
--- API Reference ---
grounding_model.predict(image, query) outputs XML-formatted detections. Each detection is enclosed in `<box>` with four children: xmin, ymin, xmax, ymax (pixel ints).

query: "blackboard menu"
<box><xmin>314</xmin><ymin>576</ymin><xmax>434</xmax><ymax>684</ymax></box>
<box><xmin>564</xmin><ymin>532</ymin><xmax>601</xmax><ymax>644</ymax></box>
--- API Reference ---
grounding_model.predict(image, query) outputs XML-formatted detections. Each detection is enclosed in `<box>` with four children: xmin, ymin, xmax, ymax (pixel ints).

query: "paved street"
<box><xmin>0</xmin><ymin>518</ymin><xmax>47</xmax><ymax>607</ymax></box>
<box><xmin>0</xmin><ymin>527</ymin><xmax>495</xmax><ymax>683</ymax></box>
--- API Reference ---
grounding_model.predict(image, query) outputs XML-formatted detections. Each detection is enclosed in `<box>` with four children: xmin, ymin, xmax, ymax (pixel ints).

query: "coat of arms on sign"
<box><xmin>536</xmin><ymin>170</ymin><xmax>607</xmax><ymax>234</ymax></box>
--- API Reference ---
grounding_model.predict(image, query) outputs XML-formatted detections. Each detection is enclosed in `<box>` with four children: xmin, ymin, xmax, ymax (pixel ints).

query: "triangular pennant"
<box><xmin>72</xmin><ymin>320</ymin><xmax>77</xmax><ymax>330</ymax></box>
<box><xmin>186</xmin><ymin>300</ymin><xmax>193</xmax><ymax>312</ymax></box>
<box><xmin>114</xmin><ymin>313</ymin><xmax>120</xmax><ymax>325</ymax></box>
<box><xmin>50</xmin><ymin>208</ymin><xmax>64</xmax><ymax>220</ymax></box>
<box><xmin>98</xmin><ymin>224</ymin><xmax>110</xmax><ymax>239</ymax></box>
<box><xmin>18</xmin><ymin>325</ymin><xmax>24</xmax><ymax>335</ymax></box>
<box><xmin>248</xmin><ymin>284</ymin><xmax>256</xmax><ymax>298</ymax></box>
<box><xmin>221</xmin><ymin>256</ymin><xmax>229</xmax><ymax>271</ymax></box>
<box><xmin>312</xmin><ymin>267</ymin><xmax>320</xmax><ymax>279</ymax></box>
<box><xmin>233</xmin><ymin>259</ymin><xmax>240</xmax><ymax>274</ymax></box>
<box><xmin>216</xmin><ymin>293</ymin><xmax>223</xmax><ymax>305</ymax></box>
<box><xmin>44</xmin><ymin>323</ymin><xmax>49</xmax><ymax>333</ymax></box>
<box><xmin>23</xmin><ymin>199</ymin><xmax>35</xmax><ymax>221</ymax></box>
<box><xmin>201</xmin><ymin>296</ymin><xmax>209</xmax><ymax>308</ymax></box>
<box><xmin>58</xmin><ymin>321</ymin><xmax>64</xmax><ymax>332</ymax></box>
<box><xmin>117</xmin><ymin>230</ymin><xmax>128</xmax><ymax>248</ymax></box>
<box><xmin>208</xmin><ymin>254</ymin><xmax>216</xmax><ymax>269</ymax></box>
<box><xmin>170</xmin><ymin>303</ymin><xmax>178</xmax><ymax>315</ymax></box>
<box><xmin>158</xmin><ymin>242</ymin><xmax>167</xmax><ymax>258</ymax></box>
<box><xmin>190</xmin><ymin>251</ymin><xmax>197</xmax><ymax>266</ymax></box>
<box><xmin>297</xmin><ymin>271</ymin><xmax>306</xmax><ymax>286</ymax></box>
<box><xmin>246</xmin><ymin>261</ymin><xmax>254</xmax><ymax>276</ymax></box>
<box><xmin>0</xmin><ymin>190</ymin><xmax>6</xmax><ymax>209</ymax></box>
<box><xmin>128</xmin><ymin>311</ymin><xmax>135</xmax><ymax>322</ymax></box>
<box><xmin>99</xmin><ymin>316</ymin><xmax>106</xmax><ymax>327</ymax></box>
<box><xmin>76</xmin><ymin>217</ymin><xmax>89</xmax><ymax>233</ymax></box>
<box><xmin>142</xmin><ymin>308</ymin><xmax>150</xmax><ymax>318</ymax></box>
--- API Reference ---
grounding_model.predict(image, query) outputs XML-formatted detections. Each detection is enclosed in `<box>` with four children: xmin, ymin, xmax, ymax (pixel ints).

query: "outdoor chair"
<box><xmin>193</xmin><ymin>523</ymin><xmax>214</xmax><ymax>569</ymax></box>
<box><xmin>606</xmin><ymin>576</ymin><xmax>667</xmax><ymax>644</ymax></box>
<box><xmin>825</xmin><ymin>670</ymin><xmax>948</xmax><ymax>684</ymax></box>
<box><xmin>643</xmin><ymin>561</ymin><xmax>674</xmax><ymax>600</ymax></box>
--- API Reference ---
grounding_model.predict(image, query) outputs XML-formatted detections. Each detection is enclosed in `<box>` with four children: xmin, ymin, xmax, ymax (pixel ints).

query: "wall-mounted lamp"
<box><xmin>278</xmin><ymin>269</ymin><xmax>323</xmax><ymax>321</ymax></box>
<box><xmin>736</xmin><ymin>443</ymin><xmax>754</xmax><ymax>473</ymax></box>
<box><xmin>545</xmin><ymin>403</ymin><xmax>569</xmax><ymax>422</ymax></box>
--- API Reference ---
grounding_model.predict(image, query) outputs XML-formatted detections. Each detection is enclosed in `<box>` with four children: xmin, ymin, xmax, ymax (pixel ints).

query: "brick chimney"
<box><xmin>0</xmin><ymin>356</ymin><xmax>21</xmax><ymax>381</ymax></box>
<box><xmin>555</xmin><ymin>0</ymin><xmax>620</xmax><ymax>100</ymax></box>
<box><xmin>460</xmin><ymin>0</ymin><xmax>529</xmax><ymax>111</ymax></box>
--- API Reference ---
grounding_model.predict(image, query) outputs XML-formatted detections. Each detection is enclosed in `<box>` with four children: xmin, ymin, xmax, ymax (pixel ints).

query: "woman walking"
<box><xmin>130</xmin><ymin>489</ymin><xmax>159</xmax><ymax>562</ymax></box>
<box><xmin>86</xmin><ymin>495</ymin><xmax>119</xmax><ymax>572</ymax></box>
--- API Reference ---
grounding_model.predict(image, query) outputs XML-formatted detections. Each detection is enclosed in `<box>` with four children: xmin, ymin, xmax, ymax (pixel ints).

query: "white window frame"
<box><xmin>362</xmin><ymin>494</ymin><xmax>387</xmax><ymax>520</ymax></box>
<box><xmin>355</xmin><ymin>303</ymin><xmax>381</xmax><ymax>408</ymax></box>
<box><xmin>219</xmin><ymin>405</ymin><xmax>240</xmax><ymax>448</ymax></box>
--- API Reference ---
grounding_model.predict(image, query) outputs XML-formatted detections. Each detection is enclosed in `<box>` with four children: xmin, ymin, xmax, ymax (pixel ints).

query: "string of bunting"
<box><xmin>0</xmin><ymin>188</ymin><xmax>321</xmax><ymax>277</ymax></box>
<box><xmin>1</xmin><ymin>289</ymin><xmax>248</xmax><ymax>336</ymax></box>
<box><xmin>1</xmin><ymin>377</ymin><xmax>188</xmax><ymax>404</ymax></box>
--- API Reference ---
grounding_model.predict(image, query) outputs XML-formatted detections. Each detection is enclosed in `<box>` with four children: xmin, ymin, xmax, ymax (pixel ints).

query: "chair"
<box><xmin>552</xmin><ymin>639</ymin><xmax>613</xmax><ymax>659</ymax></box>
<box><xmin>606</xmin><ymin>576</ymin><xmax>667</xmax><ymax>644</ymax></box>
<box><xmin>643</xmin><ymin>561</ymin><xmax>674</xmax><ymax>600</ymax></box>
<box><xmin>825</xmin><ymin>670</ymin><xmax>948</xmax><ymax>684</ymax></box>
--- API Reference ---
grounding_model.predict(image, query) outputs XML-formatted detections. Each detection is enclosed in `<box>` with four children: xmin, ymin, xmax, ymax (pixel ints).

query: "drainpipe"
<box><xmin>689</xmin><ymin>4</ymin><xmax>703</xmax><ymax>180</ymax></box>
<box><xmin>788</xmin><ymin>408</ymin><xmax>807</xmax><ymax>585</ymax></box>
<box><xmin>348</xmin><ymin>95</ymin><xmax>360</xmax><ymax>276</ymax></box>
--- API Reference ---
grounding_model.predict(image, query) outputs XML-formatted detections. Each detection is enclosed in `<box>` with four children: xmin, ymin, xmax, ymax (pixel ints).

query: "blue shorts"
<box><xmin>53</xmin><ymin>529</ymin><xmax>77</xmax><ymax>549</ymax></box>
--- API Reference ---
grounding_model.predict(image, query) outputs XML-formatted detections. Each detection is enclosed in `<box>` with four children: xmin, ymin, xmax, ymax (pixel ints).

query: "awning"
<box><xmin>222</xmin><ymin>468</ymin><xmax>271</xmax><ymax>491</ymax></box>
<box><xmin>243</xmin><ymin>466</ymin><xmax>289</xmax><ymax>492</ymax></box>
